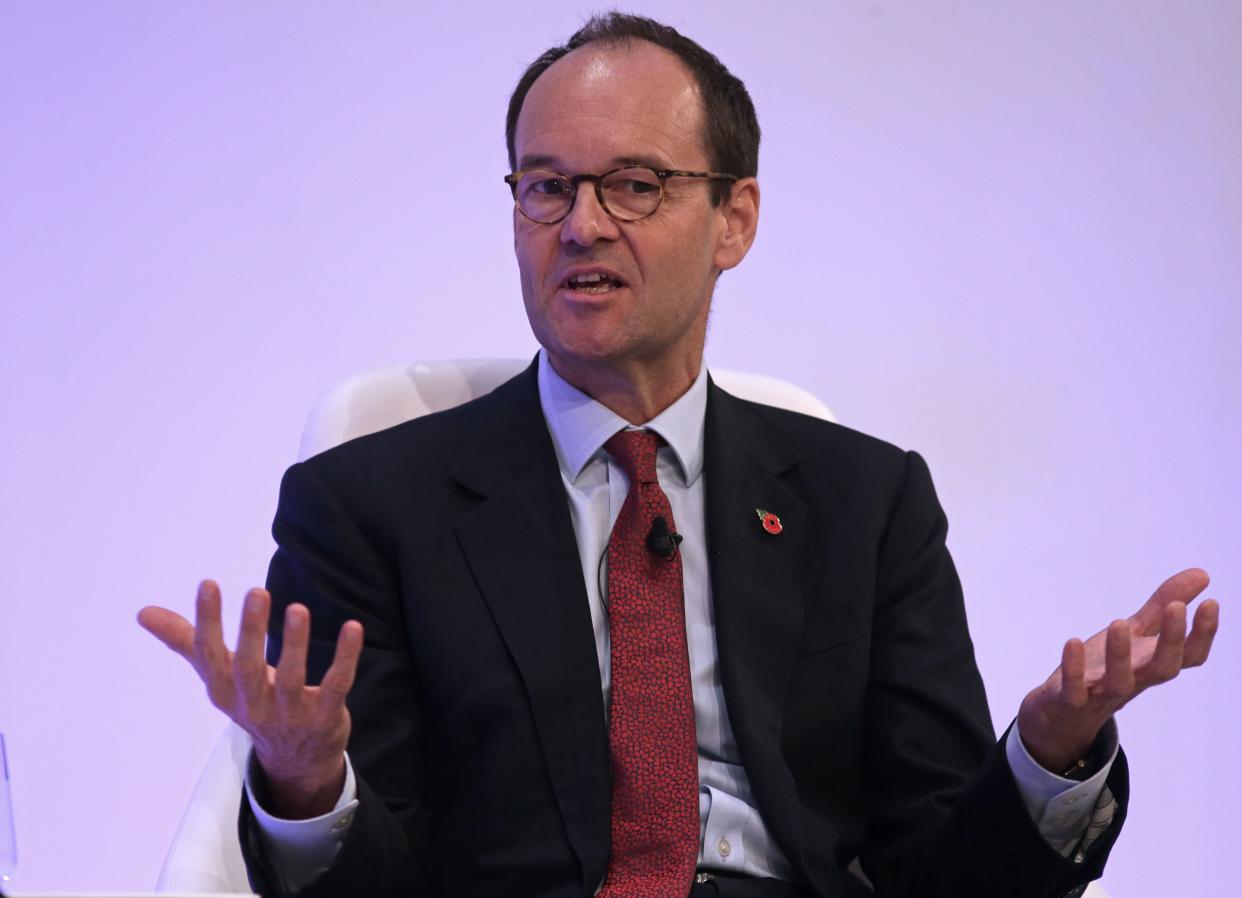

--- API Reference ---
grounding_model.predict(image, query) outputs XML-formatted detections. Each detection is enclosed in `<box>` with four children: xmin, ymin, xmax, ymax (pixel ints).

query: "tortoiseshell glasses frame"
<box><xmin>503</xmin><ymin>165</ymin><xmax>740</xmax><ymax>224</ymax></box>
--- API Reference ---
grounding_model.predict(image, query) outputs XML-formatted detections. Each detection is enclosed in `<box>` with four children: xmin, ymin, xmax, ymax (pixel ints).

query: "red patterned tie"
<box><xmin>597</xmin><ymin>429</ymin><xmax>699</xmax><ymax>898</ymax></box>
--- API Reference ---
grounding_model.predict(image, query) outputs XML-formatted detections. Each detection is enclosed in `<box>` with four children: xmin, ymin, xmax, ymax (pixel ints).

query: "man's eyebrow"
<box><xmin>515</xmin><ymin>154</ymin><xmax>674</xmax><ymax>172</ymax></box>
<box><xmin>517</xmin><ymin>154</ymin><xmax>561</xmax><ymax>170</ymax></box>
<box><xmin>612</xmin><ymin>155</ymin><xmax>671</xmax><ymax>171</ymax></box>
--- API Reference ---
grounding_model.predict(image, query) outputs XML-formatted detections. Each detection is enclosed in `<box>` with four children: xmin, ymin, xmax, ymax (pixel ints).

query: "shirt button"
<box><xmin>717</xmin><ymin>838</ymin><xmax>731</xmax><ymax>858</ymax></box>
<box><xmin>332</xmin><ymin>811</ymin><xmax>354</xmax><ymax>831</ymax></box>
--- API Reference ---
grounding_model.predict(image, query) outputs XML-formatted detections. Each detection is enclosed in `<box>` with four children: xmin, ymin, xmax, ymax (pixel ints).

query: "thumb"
<box><xmin>137</xmin><ymin>606</ymin><xmax>196</xmax><ymax>661</ymax></box>
<box><xmin>1131</xmin><ymin>568</ymin><xmax>1210</xmax><ymax>635</ymax></box>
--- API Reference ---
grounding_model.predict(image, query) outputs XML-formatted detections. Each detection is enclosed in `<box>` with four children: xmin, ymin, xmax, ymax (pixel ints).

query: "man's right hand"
<box><xmin>138</xmin><ymin>579</ymin><xmax>363</xmax><ymax>819</ymax></box>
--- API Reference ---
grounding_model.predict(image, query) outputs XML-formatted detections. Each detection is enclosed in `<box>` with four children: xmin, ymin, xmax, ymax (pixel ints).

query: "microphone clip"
<box><xmin>645</xmin><ymin>516</ymin><xmax>683</xmax><ymax>560</ymax></box>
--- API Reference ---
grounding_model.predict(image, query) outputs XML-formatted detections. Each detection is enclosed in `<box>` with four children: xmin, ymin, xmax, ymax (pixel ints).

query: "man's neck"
<box><xmin>545</xmin><ymin>352</ymin><xmax>702</xmax><ymax>425</ymax></box>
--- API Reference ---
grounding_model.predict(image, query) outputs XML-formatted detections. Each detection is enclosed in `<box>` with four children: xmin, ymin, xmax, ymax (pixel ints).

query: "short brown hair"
<box><xmin>505</xmin><ymin>12</ymin><xmax>760</xmax><ymax>206</ymax></box>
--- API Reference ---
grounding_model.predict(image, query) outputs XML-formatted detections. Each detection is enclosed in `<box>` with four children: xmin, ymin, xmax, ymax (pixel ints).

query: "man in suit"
<box><xmin>140</xmin><ymin>13</ymin><xmax>1219</xmax><ymax>897</ymax></box>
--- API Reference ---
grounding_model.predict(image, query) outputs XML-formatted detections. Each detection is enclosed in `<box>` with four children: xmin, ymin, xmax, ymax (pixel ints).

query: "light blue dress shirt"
<box><xmin>536</xmin><ymin>351</ymin><xmax>792</xmax><ymax>879</ymax></box>
<box><xmin>248</xmin><ymin>350</ymin><xmax>1117</xmax><ymax>889</ymax></box>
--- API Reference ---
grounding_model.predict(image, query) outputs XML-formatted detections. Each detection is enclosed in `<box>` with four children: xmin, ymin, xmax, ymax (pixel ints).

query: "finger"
<box><xmin>1182</xmin><ymin>598</ymin><xmax>1220</xmax><ymax>668</ymax></box>
<box><xmin>193</xmin><ymin>580</ymin><xmax>229</xmax><ymax>668</ymax></box>
<box><xmin>318</xmin><ymin>621</ymin><xmax>364</xmax><ymax>714</ymax></box>
<box><xmin>1102</xmin><ymin>620</ymin><xmax>1135</xmax><ymax>702</ymax></box>
<box><xmin>137</xmin><ymin>606</ymin><xmax>196</xmax><ymax>661</ymax></box>
<box><xmin>1060</xmin><ymin>638</ymin><xmax>1088</xmax><ymax>708</ymax></box>
<box><xmin>1130</xmin><ymin>568</ymin><xmax>1210</xmax><ymax>634</ymax></box>
<box><xmin>233</xmin><ymin>588</ymin><xmax>272</xmax><ymax>701</ymax></box>
<box><xmin>274</xmin><ymin>604</ymin><xmax>310</xmax><ymax>700</ymax></box>
<box><xmin>1142</xmin><ymin>601</ymin><xmax>1186</xmax><ymax>686</ymax></box>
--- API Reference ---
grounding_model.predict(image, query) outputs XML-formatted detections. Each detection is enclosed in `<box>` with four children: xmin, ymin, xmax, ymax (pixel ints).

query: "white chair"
<box><xmin>155</xmin><ymin>720</ymin><xmax>254</xmax><ymax>894</ymax></box>
<box><xmin>295</xmin><ymin>358</ymin><xmax>834</xmax><ymax>461</ymax></box>
<box><xmin>155</xmin><ymin>358</ymin><xmax>1108</xmax><ymax>898</ymax></box>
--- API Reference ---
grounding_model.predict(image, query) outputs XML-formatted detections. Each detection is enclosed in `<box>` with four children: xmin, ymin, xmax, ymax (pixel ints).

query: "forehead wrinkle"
<box><xmin>547</xmin><ymin>83</ymin><xmax>703</xmax><ymax>141</ymax></box>
<box><xmin>520</xmin><ymin>113</ymin><xmax>694</xmax><ymax>163</ymax></box>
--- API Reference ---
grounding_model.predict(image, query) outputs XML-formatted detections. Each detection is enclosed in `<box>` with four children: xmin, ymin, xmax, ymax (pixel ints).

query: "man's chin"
<box><xmin>543</xmin><ymin>343</ymin><xmax>628</xmax><ymax>374</ymax></box>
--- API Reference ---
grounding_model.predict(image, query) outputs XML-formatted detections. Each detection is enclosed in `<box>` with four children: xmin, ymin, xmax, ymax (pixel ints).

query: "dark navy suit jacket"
<box><xmin>241</xmin><ymin>361</ymin><xmax>1126</xmax><ymax>897</ymax></box>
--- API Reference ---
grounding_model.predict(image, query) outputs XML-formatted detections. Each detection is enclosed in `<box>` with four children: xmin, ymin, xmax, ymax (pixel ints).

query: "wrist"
<box><xmin>1016</xmin><ymin>717</ymin><xmax>1111</xmax><ymax>780</ymax></box>
<box><xmin>1016</xmin><ymin>693</ymin><xmax>1100</xmax><ymax>775</ymax></box>
<box><xmin>255</xmin><ymin>754</ymin><xmax>347</xmax><ymax>820</ymax></box>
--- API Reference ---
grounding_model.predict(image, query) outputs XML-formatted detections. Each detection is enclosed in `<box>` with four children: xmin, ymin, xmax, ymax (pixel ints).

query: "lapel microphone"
<box><xmin>645</xmin><ymin>516</ymin><xmax>683</xmax><ymax>559</ymax></box>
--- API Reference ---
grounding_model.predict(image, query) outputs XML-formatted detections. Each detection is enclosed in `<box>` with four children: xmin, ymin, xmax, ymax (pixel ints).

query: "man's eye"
<box><xmin>531</xmin><ymin>178</ymin><xmax>569</xmax><ymax>195</ymax></box>
<box><xmin>612</xmin><ymin>178</ymin><xmax>659</xmax><ymax>195</ymax></box>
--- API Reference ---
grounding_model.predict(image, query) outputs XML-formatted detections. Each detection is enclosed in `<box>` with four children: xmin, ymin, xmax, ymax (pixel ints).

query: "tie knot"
<box><xmin>604</xmin><ymin>429</ymin><xmax>661</xmax><ymax>485</ymax></box>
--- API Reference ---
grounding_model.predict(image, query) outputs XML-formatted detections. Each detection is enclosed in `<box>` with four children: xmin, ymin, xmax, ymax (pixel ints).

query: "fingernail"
<box><xmin>245</xmin><ymin>591</ymin><xmax>262</xmax><ymax>613</ymax></box>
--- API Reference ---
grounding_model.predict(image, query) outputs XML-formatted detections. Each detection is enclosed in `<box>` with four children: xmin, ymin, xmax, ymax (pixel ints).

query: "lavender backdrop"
<box><xmin>2</xmin><ymin>2</ymin><xmax>1237</xmax><ymax>895</ymax></box>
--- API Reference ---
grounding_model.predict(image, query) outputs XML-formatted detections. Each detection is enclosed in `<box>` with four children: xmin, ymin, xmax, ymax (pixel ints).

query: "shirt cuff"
<box><xmin>1005</xmin><ymin>718</ymin><xmax>1119</xmax><ymax>856</ymax></box>
<box><xmin>244</xmin><ymin>750</ymin><xmax>359</xmax><ymax>891</ymax></box>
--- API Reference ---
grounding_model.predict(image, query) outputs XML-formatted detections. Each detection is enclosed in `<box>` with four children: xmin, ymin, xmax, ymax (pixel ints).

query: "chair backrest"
<box><xmin>155</xmin><ymin>721</ymin><xmax>254</xmax><ymax>893</ymax></box>
<box><xmin>297</xmin><ymin>357</ymin><xmax>834</xmax><ymax>461</ymax></box>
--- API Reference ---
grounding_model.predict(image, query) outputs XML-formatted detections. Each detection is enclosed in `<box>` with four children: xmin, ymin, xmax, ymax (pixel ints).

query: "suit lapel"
<box><xmin>704</xmin><ymin>379</ymin><xmax>810</xmax><ymax>876</ymax></box>
<box><xmin>449</xmin><ymin>362</ymin><xmax>611</xmax><ymax>891</ymax></box>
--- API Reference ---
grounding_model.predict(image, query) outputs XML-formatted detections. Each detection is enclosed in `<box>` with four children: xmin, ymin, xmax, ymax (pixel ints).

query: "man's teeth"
<box><xmin>567</xmin><ymin>273</ymin><xmax>621</xmax><ymax>291</ymax></box>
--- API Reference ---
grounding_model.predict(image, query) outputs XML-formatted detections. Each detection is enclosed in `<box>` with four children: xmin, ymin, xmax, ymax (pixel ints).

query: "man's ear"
<box><xmin>713</xmin><ymin>177</ymin><xmax>760</xmax><ymax>272</ymax></box>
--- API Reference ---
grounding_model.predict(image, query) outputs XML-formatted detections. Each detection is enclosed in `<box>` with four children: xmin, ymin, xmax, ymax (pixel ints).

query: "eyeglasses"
<box><xmin>503</xmin><ymin>166</ymin><xmax>739</xmax><ymax>224</ymax></box>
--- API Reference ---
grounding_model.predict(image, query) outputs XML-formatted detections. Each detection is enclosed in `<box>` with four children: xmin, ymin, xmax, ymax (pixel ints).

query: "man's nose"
<box><xmin>560</xmin><ymin>183</ymin><xmax>620</xmax><ymax>246</ymax></box>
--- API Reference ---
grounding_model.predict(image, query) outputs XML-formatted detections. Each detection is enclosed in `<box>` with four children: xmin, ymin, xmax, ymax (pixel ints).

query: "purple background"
<box><xmin>1</xmin><ymin>2</ymin><xmax>1237</xmax><ymax>894</ymax></box>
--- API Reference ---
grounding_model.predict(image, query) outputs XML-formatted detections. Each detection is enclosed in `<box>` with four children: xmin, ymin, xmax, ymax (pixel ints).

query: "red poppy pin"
<box><xmin>755</xmin><ymin>507</ymin><xmax>783</xmax><ymax>535</ymax></box>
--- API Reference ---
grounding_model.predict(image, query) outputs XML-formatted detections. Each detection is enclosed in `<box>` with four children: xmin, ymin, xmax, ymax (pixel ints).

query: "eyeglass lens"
<box><xmin>516</xmin><ymin>168</ymin><xmax>663</xmax><ymax>222</ymax></box>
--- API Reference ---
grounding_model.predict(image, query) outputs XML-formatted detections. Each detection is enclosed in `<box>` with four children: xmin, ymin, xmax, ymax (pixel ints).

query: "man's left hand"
<box><xmin>1017</xmin><ymin>567</ymin><xmax>1220</xmax><ymax>774</ymax></box>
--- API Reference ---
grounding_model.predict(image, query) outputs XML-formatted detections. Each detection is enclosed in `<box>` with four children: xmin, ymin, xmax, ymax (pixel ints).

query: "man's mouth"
<box><xmin>563</xmin><ymin>272</ymin><xmax>626</xmax><ymax>295</ymax></box>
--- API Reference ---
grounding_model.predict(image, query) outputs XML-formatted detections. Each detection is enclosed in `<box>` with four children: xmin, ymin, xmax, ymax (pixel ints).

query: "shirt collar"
<box><xmin>537</xmin><ymin>349</ymin><xmax>707</xmax><ymax>487</ymax></box>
